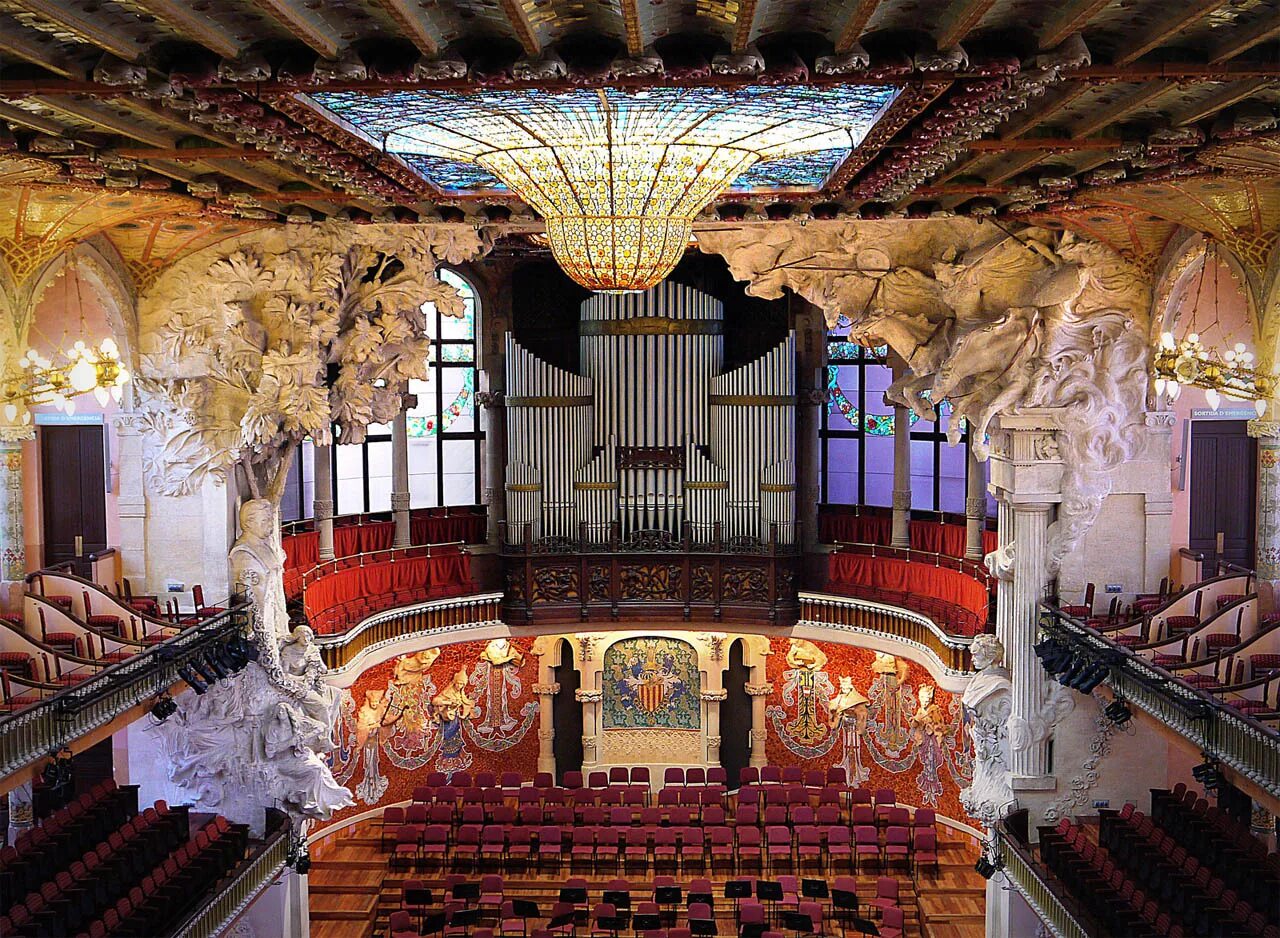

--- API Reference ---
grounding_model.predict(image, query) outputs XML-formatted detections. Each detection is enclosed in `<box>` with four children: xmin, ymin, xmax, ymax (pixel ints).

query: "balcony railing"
<box><xmin>0</xmin><ymin>597</ymin><xmax>250</xmax><ymax>779</ymax></box>
<box><xmin>1039</xmin><ymin>602</ymin><xmax>1280</xmax><ymax>799</ymax></box>
<box><xmin>992</xmin><ymin>815</ymin><xmax>1095</xmax><ymax>938</ymax></box>
<box><xmin>798</xmin><ymin>592</ymin><xmax>974</xmax><ymax>673</ymax></box>
<box><xmin>172</xmin><ymin>812</ymin><xmax>292</xmax><ymax>938</ymax></box>
<box><xmin>503</xmin><ymin>520</ymin><xmax>802</xmax><ymax>557</ymax></box>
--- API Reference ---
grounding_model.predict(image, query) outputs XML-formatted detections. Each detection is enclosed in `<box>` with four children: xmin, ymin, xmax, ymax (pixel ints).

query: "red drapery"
<box><xmin>820</xmin><ymin>514</ymin><xmax>999</xmax><ymax>561</ymax></box>
<box><xmin>827</xmin><ymin>552</ymin><xmax>989</xmax><ymax>635</ymax></box>
<box><xmin>302</xmin><ymin>549</ymin><xmax>474</xmax><ymax>634</ymax></box>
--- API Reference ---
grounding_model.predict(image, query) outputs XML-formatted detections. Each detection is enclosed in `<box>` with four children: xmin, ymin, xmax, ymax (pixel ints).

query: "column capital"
<box><xmin>312</xmin><ymin>499</ymin><xmax>333</xmax><ymax>521</ymax></box>
<box><xmin>574</xmin><ymin>689</ymin><xmax>602</xmax><ymax>703</ymax></box>
<box><xmin>891</xmin><ymin>490</ymin><xmax>912</xmax><ymax>511</ymax></box>
<box><xmin>745</xmin><ymin>682</ymin><xmax>773</xmax><ymax>697</ymax></box>
<box><xmin>965</xmin><ymin>496</ymin><xmax>987</xmax><ymax>516</ymax></box>
<box><xmin>390</xmin><ymin>493</ymin><xmax>411</xmax><ymax>512</ymax></box>
<box><xmin>700</xmin><ymin>690</ymin><xmax>728</xmax><ymax>702</ymax></box>
<box><xmin>475</xmin><ymin>390</ymin><xmax>505</xmax><ymax>409</ymax></box>
<box><xmin>532</xmin><ymin>682</ymin><xmax>560</xmax><ymax>696</ymax></box>
<box><xmin>1249</xmin><ymin>418</ymin><xmax>1280</xmax><ymax>440</ymax></box>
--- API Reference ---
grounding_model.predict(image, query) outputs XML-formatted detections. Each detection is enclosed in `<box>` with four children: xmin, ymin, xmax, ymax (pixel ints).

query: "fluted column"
<box><xmin>533</xmin><ymin>682</ymin><xmax>558</xmax><ymax>774</ymax></box>
<box><xmin>745</xmin><ymin>682</ymin><xmax>772</xmax><ymax>766</ymax></box>
<box><xmin>1010</xmin><ymin>501</ymin><xmax>1053</xmax><ymax>782</ymax></box>
<box><xmin>391</xmin><ymin>396</ymin><xmax>411</xmax><ymax>548</ymax></box>
<box><xmin>994</xmin><ymin>499</ymin><xmax>1015</xmax><ymax>650</ymax></box>
<box><xmin>312</xmin><ymin>444</ymin><xmax>334</xmax><ymax>562</ymax></box>
<box><xmin>1249</xmin><ymin>416</ymin><xmax>1280</xmax><ymax>613</ymax></box>
<box><xmin>891</xmin><ymin>403</ymin><xmax>911</xmax><ymax>547</ymax></box>
<box><xmin>966</xmin><ymin>448</ymin><xmax>987</xmax><ymax>560</ymax></box>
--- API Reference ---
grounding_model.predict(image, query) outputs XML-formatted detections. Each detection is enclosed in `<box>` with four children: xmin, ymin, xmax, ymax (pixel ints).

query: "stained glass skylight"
<box><xmin>306</xmin><ymin>85</ymin><xmax>899</xmax><ymax>291</ymax></box>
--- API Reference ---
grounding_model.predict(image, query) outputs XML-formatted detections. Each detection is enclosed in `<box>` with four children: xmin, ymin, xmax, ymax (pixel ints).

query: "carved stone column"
<box><xmin>891</xmin><ymin>403</ymin><xmax>911</xmax><ymax>548</ymax></box>
<box><xmin>391</xmin><ymin>395</ymin><xmax>412</xmax><ymax>548</ymax></box>
<box><xmin>701</xmin><ymin>689</ymin><xmax>727</xmax><ymax>765</ymax></box>
<box><xmin>1248</xmin><ymin>417</ymin><xmax>1280</xmax><ymax>612</ymax></box>
<box><xmin>1009</xmin><ymin>500</ymin><xmax>1053</xmax><ymax>784</ymax></box>
<box><xmin>795</xmin><ymin>301</ymin><xmax>827</xmax><ymax>552</ymax></box>
<box><xmin>0</xmin><ymin>440</ymin><xmax>24</xmax><ymax>604</ymax></box>
<box><xmin>966</xmin><ymin>447</ymin><xmax>987</xmax><ymax>560</ymax></box>
<box><xmin>477</xmin><ymin>391</ymin><xmax>506</xmax><ymax>546</ymax></box>
<box><xmin>745</xmin><ymin>682</ymin><xmax>772</xmax><ymax>767</ymax></box>
<box><xmin>312</xmin><ymin>444</ymin><xmax>334</xmax><ymax>562</ymax></box>
<box><xmin>112</xmin><ymin>415</ymin><xmax>147</xmax><ymax>590</ymax></box>
<box><xmin>575</xmin><ymin>688</ymin><xmax>601</xmax><ymax>770</ymax></box>
<box><xmin>533</xmin><ymin>682</ymin><xmax>559</xmax><ymax>775</ymax></box>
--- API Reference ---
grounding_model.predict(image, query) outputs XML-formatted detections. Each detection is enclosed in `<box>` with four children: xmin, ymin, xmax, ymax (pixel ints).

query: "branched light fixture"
<box><xmin>0</xmin><ymin>266</ymin><xmax>129</xmax><ymax>423</ymax></box>
<box><xmin>1153</xmin><ymin>240</ymin><xmax>1273</xmax><ymax>414</ymax></box>
<box><xmin>311</xmin><ymin>85</ymin><xmax>898</xmax><ymax>292</ymax></box>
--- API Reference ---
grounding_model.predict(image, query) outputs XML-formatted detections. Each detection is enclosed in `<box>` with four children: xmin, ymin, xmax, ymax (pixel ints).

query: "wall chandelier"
<box><xmin>1152</xmin><ymin>240</ymin><xmax>1273</xmax><ymax>414</ymax></box>
<box><xmin>311</xmin><ymin>85</ymin><xmax>898</xmax><ymax>293</ymax></box>
<box><xmin>0</xmin><ymin>268</ymin><xmax>129</xmax><ymax>424</ymax></box>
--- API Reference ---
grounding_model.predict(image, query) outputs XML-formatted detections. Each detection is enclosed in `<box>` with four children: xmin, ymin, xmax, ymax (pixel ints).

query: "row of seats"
<box><xmin>389</xmin><ymin>872</ymin><xmax>907</xmax><ymax>938</ymax></box>
<box><xmin>404</xmin><ymin>764</ymin><xmax>855</xmax><ymax>791</ymax></box>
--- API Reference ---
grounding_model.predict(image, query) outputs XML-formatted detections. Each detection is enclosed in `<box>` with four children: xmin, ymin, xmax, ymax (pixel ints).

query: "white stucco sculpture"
<box><xmin>959</xmin><ymin>634</ymin><xmax>1015</xmax><ymax>825</ymax></box>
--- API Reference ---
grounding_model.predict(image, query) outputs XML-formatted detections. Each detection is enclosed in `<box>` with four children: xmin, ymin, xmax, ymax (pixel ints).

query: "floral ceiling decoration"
<box><xmin>307</xmin><ymin>84</ymin><xmax>898</xmax><ymax>292</ymax></box>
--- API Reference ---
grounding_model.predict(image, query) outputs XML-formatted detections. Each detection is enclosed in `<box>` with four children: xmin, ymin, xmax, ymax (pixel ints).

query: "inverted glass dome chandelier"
<box><xmin>312</xmin><ymin>85</ymin><xmax>898</xmax><ymax>292</ymax></box>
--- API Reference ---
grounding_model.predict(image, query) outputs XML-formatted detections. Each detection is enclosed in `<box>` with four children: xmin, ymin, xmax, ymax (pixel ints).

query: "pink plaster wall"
<box><xmin>20</xmin><ymin>267</ymin><xmax>123</xmax><ymax>574</ymax></box>
<box><xmin>1163</xmin><ymin>256</ymin><xmax>1256</xmax><ymax>581</ymax></box>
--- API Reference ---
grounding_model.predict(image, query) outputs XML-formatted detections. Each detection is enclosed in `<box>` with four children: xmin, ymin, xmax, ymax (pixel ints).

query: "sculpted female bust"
<box><xmin>228</xmin><ymin>498</ymin><xmax>290</xmax><ymax>643</ymax></box>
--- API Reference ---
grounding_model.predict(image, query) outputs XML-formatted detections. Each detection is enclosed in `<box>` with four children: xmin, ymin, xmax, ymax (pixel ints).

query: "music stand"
<box><xmin>549</xmin><ymin>910</ymin><xmax>576</xmax><ymax>930</ymax></box>
<box><xmin>740</xmin><ymin>925</ymin><xmax>766</xmax><ymax>938</ymax></box>
<box><xmin>851</xmin><ymin>916</ymin><xmax>881</xmax><ymax>937</ymax></box>
<box><xmin>598</xmin><ymin>915</ymin><xmax>626</xmax><ymax>936</ymax></box>
<box><xmin>421</xmin><ymin>911</ymin><xmax>447</xmax><ymax>935</ymax></box>
<box><xmin>603</xmin><ymin>890</ymin><xmax>631</xmax><ymax>911</ymax></box>
<box><xmin>447</xmin><ymin>908</ymin><xmax>480</xmax><ymax>929</ymax></box>
<box><xmin>560</xmin><ymin>886</ymin><xmax>588</xmax><ymax>905</ymax></box>
<box><xmin>782</xmin><ymin>911</ymin><xmax>815</xmax><ymax>933</ymax></box>
<box><xmin>633</xmin><ymin>912</ymin><xmax>662</xmax><ymax>931</ymax></box>
<box><xmin>756</xmin><ymin>881</ymin><xmax>783</xmax><ymax>901</ymax></box>
<box><xmin>832</xmin><ymin>888</ymin><xmax>859</xmax><ymax>936</ymax></box>
<box><xmin>512</xmin><ymin>899</ymin><xmax>539</xmax><ymax>919</ymax></box>
<box><xmin>725</xmin><ymin>879</ymin><xmax>752</xmax><ymax>916</ymax></box>
<box><xmin>690</xmin><ymin>918</ymin><xmax>718</xmax><ymax>936</ymax></box>
<box><xmin>654</xmin><ymin>886</ymin><xmax>683</xmax><ymax>905</ymax></box>
<box><xmin>801</xmin><ymin>879</ymin><xmax>829</xmax><ymax>900</ymax></box>
<box><xmin>688</xmin><ymin>889</ymin><xmax>714</xmax><ymax>907</ymax></box>
<box><xmin>452</xmin><ymin>882</ymin><xmax>481</xmax><ymax>901</ymax></box>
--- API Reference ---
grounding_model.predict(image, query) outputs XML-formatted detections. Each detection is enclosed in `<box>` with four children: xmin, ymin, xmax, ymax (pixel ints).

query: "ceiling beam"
<box><xmin>1038</xmin><ymin>0</ymin><xmax>1112</xmax><ymax>51</ymax></box>
<box><xmin>619</xmin><ymin>0</ymin><xmax>644</xmax><ymax>56</ymax></box>
<box><xmin>834</xmin><ymin>0</ymin><xmax>883</xmax><ymax>53</ymax></box>
<box><xmin>248</xmin><ymin>0</ymin><xmax>344</xmax><ymax>59</ymax></box>
<box><xmin>1210</xmin><ymin>13</ymin><xmax>1280</xmax><ymax>63</ymax></box>
<box><xmin>18</xmin><ymin>0</ymin><xmax>147</xmax><ymax>62</ymax></box>
<box><xmin>1172</xmin><ymin>78</ymin><xmax>1274</xmax><ymax>126</ymax></box>
<box><xmin>497</xmin><ymin>0</ymin><xmax>541</xmax><ymax>57</ymax></box>
<box><xmin>1068</xmin><ymin>82</ymin><xmax>1169</xmax><ymax>137</ymax></box>
<box><xmin>960</xmin><ymin>137</ymin><xmax>1127</xmax><ymax>151</ymax></box>
<box><xmin>370</xmin><ymin>0</ymin><xmax>440</xmax><ymax>56</ymax></box>
<box><xmin>934</xmin><ymin>0</ymin><xmax>997</xmax><ymax>51</ymax></box>
<box><xmin>1114</xmin><ymin>0</ymin><xmax>1228</xmax><ymax>66</ymax></box>
<box><xmin>112</xmin><ymin>146</ymin><xmax>280</xmax><ymax>161</ymax></box>
<box><xmin>732</xmin><ymin>0</ymin><xmax>761</xmax><ymax>53</ymax></box>
<box><xmin>30</xmin><ymin>96</ymin><xmax>175</xmax><ymax>147</ymax></box>
<box><xmin>128</xmin><ymin>0</ymin><xmax>243</xmax><ymax>59</ymax></box>
<box><xmin>0</xmin><ymin>100</ymin><xmax>67</xmax><ymax>135</ymax></box>
<box><xmin>0</xmin><ymin>18</ymin><xmax>82</xmax><ymax>79</ymax></box>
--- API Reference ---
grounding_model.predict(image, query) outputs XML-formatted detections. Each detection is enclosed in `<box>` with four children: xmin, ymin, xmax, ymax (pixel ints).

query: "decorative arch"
<box><xmin>1150</xmin><ymin>232</ymin><xmax>1260</xmax><ymax>354</ymax></box>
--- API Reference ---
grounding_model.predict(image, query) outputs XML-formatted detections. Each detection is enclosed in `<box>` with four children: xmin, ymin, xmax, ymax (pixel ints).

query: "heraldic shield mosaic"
<box><xmin>602</xmin><ymin>637</ymin><xmax>701</xmax><ymax>730</ymax></box>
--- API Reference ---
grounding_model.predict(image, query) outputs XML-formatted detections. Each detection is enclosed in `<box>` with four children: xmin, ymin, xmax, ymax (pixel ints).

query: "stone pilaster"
<box><xmin>966</xmin><ymin>447</ymin><xmax>987</xmax><ymax>560</ymax></box>
<box><xmin>112</xmin><ymin>415</ymin><xmax>147</xmax><ymax>590</ymax></box>
<box><xmin>701</xmin><ymin>689</ymin><xmax>727</xmax><ymax>764</ymax></box>
<box><xmin>312</xmin><ymin>444</ymin><xmax>334</xmax><ymax>562</ymax></box>
<box><xmin>1249</xmin><ymin>417</ymin><xmax>1280</xmax><ymax>612</ymax></box>
<box><xmin>745</xmin><ymin>682</ymin><xmax>772</xmax><ymax>766</ymax></box>
<box><xmin>533</xmin><ymin>682</ymin><xmax>559</xmax><ymax>774</ymax></box>
<box><xmin>891</xmin><ymin>403</ymin><xmax>911</xmax><ymax>547</ymax></box>
<box><xmin>575</xmin><ymin>688</ymin><xmax>602</xmax><ymax>769</ymax></box>
<box><xmin>391</xmin><ymin>397</ymin><xmax>412</xmax><ymax>548</ymax></box>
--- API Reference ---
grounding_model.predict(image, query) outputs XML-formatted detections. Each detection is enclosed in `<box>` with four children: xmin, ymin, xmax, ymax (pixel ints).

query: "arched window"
<box><xmin>819</xmin><ymin>315</ymin><xmax>971</xmax><ymax>513</ymax></box>
<box><xmin>281</xmin><ymin>269</ymin><xmax>483</xmax><ymax>520</ymax></box>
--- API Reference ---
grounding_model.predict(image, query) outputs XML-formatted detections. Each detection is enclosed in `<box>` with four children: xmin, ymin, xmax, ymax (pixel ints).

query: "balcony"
<box><xmin>991</xmin><ymin>811</ymin><xmax>1096</xmax><ymax>938</ymax></box>
<box><xmin>1039</xmin><ymin>602</ymin><xmax>1280</xmax><ymax>800</ymax></box>
<box><xmin>501</xmin><ymin>521</ymin><xmax>801</xmax><ymax>622</ymax></box>
<box><xmin>798</xmin><ymin>592</ymin><xmax>974</xmax><ymax>673</ymax></box>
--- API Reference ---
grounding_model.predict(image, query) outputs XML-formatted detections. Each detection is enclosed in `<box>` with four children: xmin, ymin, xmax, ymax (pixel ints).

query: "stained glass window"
<box><xmin>820</xmin><ymin>316</ymin><xmax>974</xmax><ymax>514</ymax></box>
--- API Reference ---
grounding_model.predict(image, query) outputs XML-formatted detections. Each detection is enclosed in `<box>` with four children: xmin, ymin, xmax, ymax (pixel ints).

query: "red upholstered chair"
<box><xmin>867</xmin><ymin>877</ymin><xmax>899</xmax><ymax>916</ymax></box>
<box><xmin>914</xmin><ymin>828</ymin><xmax>939</xmax><ymax>875</ymax></box>
<box><xmin>653</xmin><ymin>828</ymin><xmax>678</xmax><ymax>871</ymax></box>
<box><xmin>537</xmin><ymin>827</ymin><xmax>563</xmax><ymax>869</ymax></box>
<box><xmin>740</xmin><ymin>767</ymin><xmax>760</xmax><ymax>787</ymax></box>
<box><xmin>884</xmin><ymin>826</ymin><xmax>911</xmax><ymax>871</ymax></box>
<box><xmin>389</xmin><ymin>910</ymin><xmax>419</xmax><ymax>938</ymax></box>
<box><xmin>855</xmin><ymin>826</ymin><xmax>881</xmax><ymax>872</ymax></box>
<box><xmin>609</xmin><ymin>767</ymin><xmax>630</xmax><ymax>786</ymax></box>
<box><xmin>766</xmin><ymin>825</ymin><xmax>792</xmax><ymax>872</ymax></box>
<box><xmin>880</xmin><ymin>906</ymin><xmax>905</xmax><ymax>938</ymax></box>
<box><xmin>738</xmin><ymin>825</ymin><xmax>762</xmax><ymax>872</ymax></box>
<box><xmin>827</xmin><ymin>824</ymin><xmax>853</xmax><ymax>870</ymax></box>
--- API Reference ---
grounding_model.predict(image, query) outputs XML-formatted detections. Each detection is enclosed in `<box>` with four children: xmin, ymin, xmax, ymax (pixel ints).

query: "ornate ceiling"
<box><xmin>0</xmin><ymin>0</ymin><xmax>1277</xmax><ymax>273</ymax></box>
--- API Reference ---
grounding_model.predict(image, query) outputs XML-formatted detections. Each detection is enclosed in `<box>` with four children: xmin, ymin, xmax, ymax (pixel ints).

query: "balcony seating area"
<box><xmin>301</xmin><ymin>544</ymin><xmax>476</xmax><ymax>634</ymax></box>
<box><xmin>1036</xmin><ymin>787</ymin><xmax>1279</xmax><ymax>938</ymax></box>
<box><xmin>0</xmin><ymin>775</ymin><xmax>250</xmax><ymax>938</ymax></box>
<box><xmin>282</xmin><ymin>507</ymin><xmax>486</xmax><ymax>598</ymax></box>
<box><xmin>819</xmin><ymin>507</ymin><xmax>997</xmax><ymax>559</ymax></box>
<box><xmin>381</xmin><ymin>767</ymin><xmax>940</xmax><ymax>883</ymax></box>
<box><xmin>826</xmin><ymin>547</ymin><xmax>992</xmax><ymax>636</ymax></box>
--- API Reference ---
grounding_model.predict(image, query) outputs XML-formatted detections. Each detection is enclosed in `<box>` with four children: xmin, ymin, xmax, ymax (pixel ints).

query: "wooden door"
<box><xmin>552</xmin><ymin>638</ymin><xmax>584</xmax><ymax>783</ymax></box>
<box><xmin>41</xmin><ymin>424</ymin><xmax>106</xmax><ymax>577</ymax></box>
<box><xmin>1189</xmin><ymin>420</ymin><xmax>1256</xmax><ymax>572</ymax></box>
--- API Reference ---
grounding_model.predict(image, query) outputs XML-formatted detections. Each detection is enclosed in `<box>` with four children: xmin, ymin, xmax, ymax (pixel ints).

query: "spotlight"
<box><xmin>229</xmin><ymin>634</ymin><xmax>259</xmax><ymax>663</ymax></box>
<box><xmin>202</xmin><ymin>650</ymin><xmax>230</xmax><ymax>681</ymax></box>
<box><xmin>189</xmin><ymin>656</ymin><xmax>221</xmax><ymax>685</ymax></box>
<box><xmin>1104</xmin><ymin>699</ymin><xmax>1132</xmax><ymax>726</ymax></box>
<box><xmin>1073</xmin><ymin>662</ymin><xmax>1109</xmax><ymax>694</ymax></box>
<box><xmin>178</xmin><ymin>664</ymin><xmax>208</xmax><ymax>695</ymax></box>
<box><xmin>1192</xmin><ymin>758</ymin><xmax>1221</xmax><ymax>791</ymax></box>
<box><xmin>975</xmin><ymin>855</ymin><xmax>997</xmax><ymax>879</ymax></box>
<box><xmin>1056</xmin><ymin>656</ymin><xmax>1088</xmax><ymax>687</ymax></box>
<box><xmin>150</xmin><ymin>694</ymin><xmax>178</xmax><ymax>723</ymax></box>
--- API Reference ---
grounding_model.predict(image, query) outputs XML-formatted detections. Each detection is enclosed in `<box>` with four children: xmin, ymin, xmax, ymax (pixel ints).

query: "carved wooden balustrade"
<box><xmin>798</xmin><ymin>592</ymin><xmax>974</xmax><ymax>674</ymax></box>
<box><xmin>500</xmin><ymin>521</ymin><xmax>801</xmax><ymax>623</ymax></box>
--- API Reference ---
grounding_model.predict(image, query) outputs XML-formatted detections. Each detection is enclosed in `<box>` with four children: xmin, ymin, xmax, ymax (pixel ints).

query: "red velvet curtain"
<box><xmin>821</xmin><ymin>513</ymin><xmax>998</xmax><ymax>562</ymax></box>
<box><xmin>302</xmin><ymin>551</ymin><xmax>473</xmax><ymax>627</ymax></box>
<box><xmin>827</xmin><ymin>552</ymin><xmax>989</xmax><ymax>624</ymax></box>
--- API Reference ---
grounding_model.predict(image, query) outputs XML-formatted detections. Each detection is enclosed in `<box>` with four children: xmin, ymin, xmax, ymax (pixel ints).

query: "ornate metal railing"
<box><xmin>1039</xmin><ymin>602</ymin><xmax>1280</xmax><ymax>799</ymax></box>
<box><xmin>314</xmin><ymin>593</ymin><xmax>504</xmax><ymax>672</ymax></box>
<box><xmin>798</xmin><ymin>592</ymin><xmax>974</xmax><ymax>673</ymax></box>
<box><xmin>0</xmin><ymin>597</ymin><xmax>250</xmax><ymax>779</ymax></box>
<box><xmin>503</xmin><ymin>520</ymin><xmax>802</xmax><ymax>557</ymax></box>
<box><xmin>992</xmin><ymin>818</ymin><xmax>1095</xmax><ymax>938</ymax></box>
<box><xmin>171</xmin><ymin>814</ymin><xmax>291</xmax><ymax>938</ymax></box>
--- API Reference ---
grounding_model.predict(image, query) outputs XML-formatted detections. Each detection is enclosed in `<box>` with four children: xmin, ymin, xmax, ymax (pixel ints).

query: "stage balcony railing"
<box><xmin>0</xmin><ymin>588</ymin><xmax>250</xmax><ymax>779</ymax></box>
<box><xmin>502</xmin><ymin>519</ymin><xmax>802</xmax><ymax>557</ymax></box>
<box><xmin>1039</xmin><ymin>600</ymin><xmax>1280</xmax><ymax>800</ymax></box>
<box><xmin>992</xmin><ymin>810</ymin><xmax>1096</xmax><ymax>938</ymax></box>
<box><xmin>798</xmin><ymin>592</ymin><xmax>974</xmax><ymax>673</ymax></box>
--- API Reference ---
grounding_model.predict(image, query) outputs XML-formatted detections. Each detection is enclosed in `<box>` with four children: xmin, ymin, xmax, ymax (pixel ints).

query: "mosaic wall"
<box><xmin>602</xmin><ymin>637</ymin><xmax>701</xmax><ymax>731</ymax></box>
<box><xmin>324</xmin><ymin>637</ymin><xmax>540</xmax><ymax>828</ymax></box>
<box><xmin>765</xmin><ymin>637</ymin><xmax>974</xmax><ymax>821</ymax></box>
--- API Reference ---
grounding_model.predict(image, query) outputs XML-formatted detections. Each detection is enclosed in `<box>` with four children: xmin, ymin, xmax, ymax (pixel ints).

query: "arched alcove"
<box><xmin>720</xmin><ymin>638</ymin><xmax>752</xmax><ymax>785</ymax></box>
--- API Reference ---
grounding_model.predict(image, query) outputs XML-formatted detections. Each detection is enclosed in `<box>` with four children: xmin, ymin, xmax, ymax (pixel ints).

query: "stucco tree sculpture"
<box><xmin>134</xmin><ymin>221</ymin><xmax>485</xmax><ymax>845</ymax></box>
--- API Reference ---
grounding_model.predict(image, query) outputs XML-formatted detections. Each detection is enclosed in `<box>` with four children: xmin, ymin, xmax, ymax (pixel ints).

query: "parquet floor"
<box><xmin>309</xmin><ymin>818</ymin><xmax>986</xmax><ymax>938</ymax></box>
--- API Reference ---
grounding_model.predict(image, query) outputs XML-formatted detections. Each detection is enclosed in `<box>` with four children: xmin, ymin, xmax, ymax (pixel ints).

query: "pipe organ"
<box><xmin>505</xmin><ymin>282</ymin><xmax>797</xmax><ymax>546</ymax></box>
